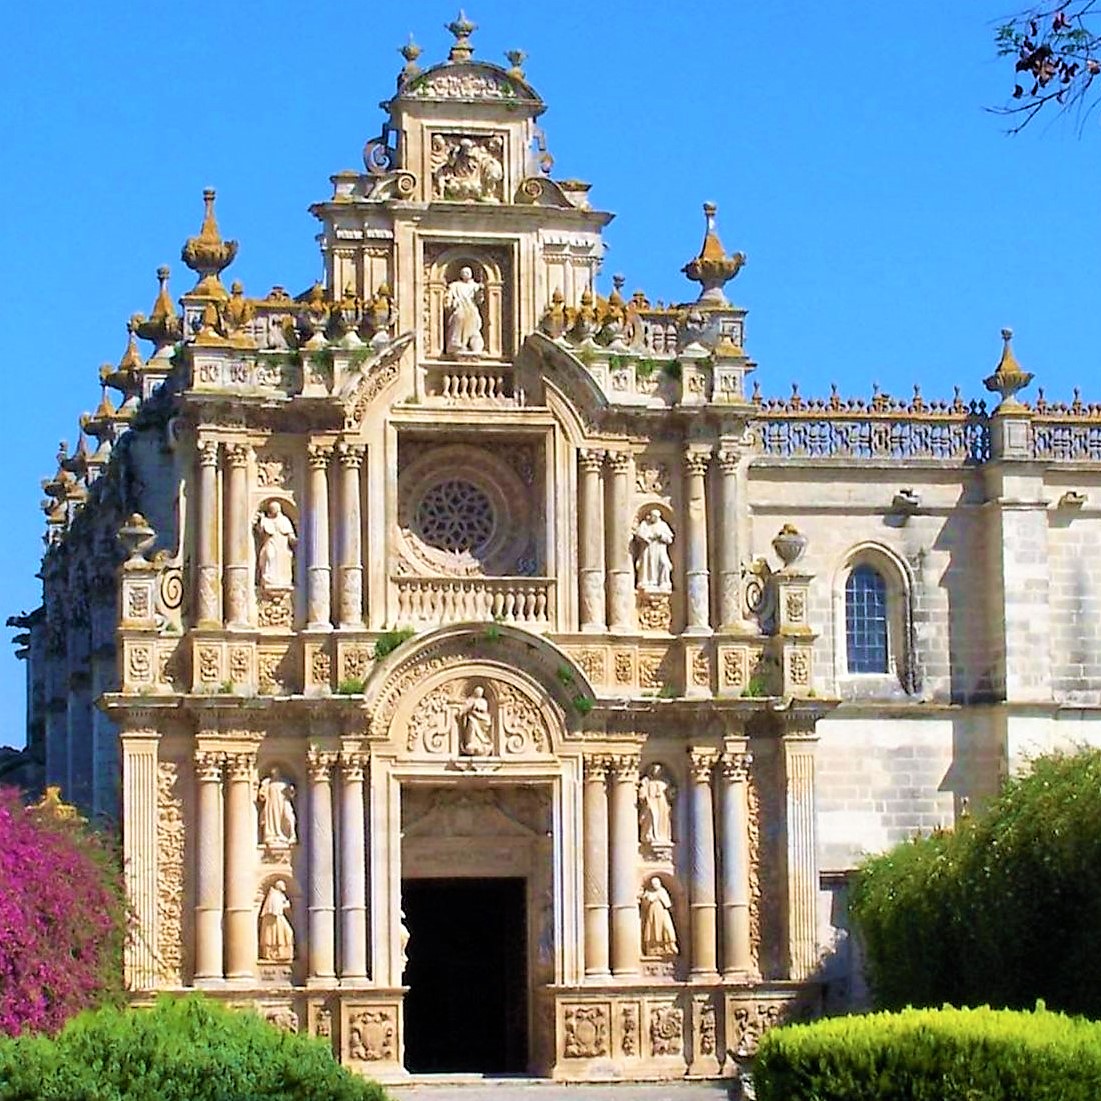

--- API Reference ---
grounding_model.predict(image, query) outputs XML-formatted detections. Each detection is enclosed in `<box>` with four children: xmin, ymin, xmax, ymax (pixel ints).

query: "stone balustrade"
<box><xmin>393</xmin><ymin>576</ymin><xmax>554</xmax><ymax>630</ymax></box>
<box><xmin>424</xmin><ymin>363</ymin><xmax>516</xmax><ymax>404</ymax></box>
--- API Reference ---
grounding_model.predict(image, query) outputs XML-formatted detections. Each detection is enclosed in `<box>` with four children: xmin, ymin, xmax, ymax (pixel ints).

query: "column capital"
<box><xmin>720</xmin><ymin>751</ymin><xmax>752</xmax><ymax>782</ymax></box>
<box><xmin>198</xmin><ymin>439</ymin><xmax>220</xmax><ymax>468</ymax></box>
<box><xmin>579</xmin><ymin>448</ymin><xmax>606</xmax><ymax>473</ymax></box>
<box><xmin>225</xmin><ymin>442</ymin><xmax>252</xmax><ymax>468</ymax></box>
<box><xmin>583</xmin><ymin>754</ymin><xmax>611</xmax><ymax>783</ymax></box>
<box><xmin>716</xmin><ymin>445</ymin><xmax>741</xmax><ymax>475</ymax></box>
<box><xmin>307</xmin><ymin>442</ymin><xmax>333</xmax><ymax>470</ymax></box>
<box><xmin>688</xmin><ymin>747</ymin><xmax>720</xmax><ymax>783</ymax></box>
<box><xmin>194</xmin><ymin>750</ymin><xmax>225</xmax><ymax>782</ymax></box>
<box><xmin>340</xmin><ymin>751</ymin><xmax>368</xmax><ymax>781</ymax></box>
<box><xmin>307</xmin><ymin>746</ymin><xmax>339</xmax><ymax>782</ymax></box>
<box><xmin>336</xmin><ymin>441</ymin><xmax>365</xmax><ymax>469</ymax></box>
<box><xmin>684</xmin><ymin>447</ymin><xmax>713</xmax><ymax>478</ymax></box>
<box><xmin>608</xmin><ymin>753</ymin><xmax>640</xmax><ymax>782</ymax></box>
<box><xmin>606</xmin><ymin>450</ymin><xmax>632</xmax><ymax>475</ymax></box>
<box><xmin>224</xmin><ymin>751</ymin><xmax>255</xmax><ymax>781</ymax></box>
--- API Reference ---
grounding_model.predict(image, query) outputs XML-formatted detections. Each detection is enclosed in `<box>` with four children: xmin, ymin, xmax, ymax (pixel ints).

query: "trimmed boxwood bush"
<box><xmin>755</xmin><ymin>1005</ymin><xmax>1101</xmax><ymax>1101</ymax></box>
<box><xmin>850</xmin><ymin>748</ymin><xmax>1101</xmax><ymax>1014</ymax></box>
<box><xmin>0</xmin><ymin>995</ymin><xmax>387</xmax><ymax>1101</ymax></box>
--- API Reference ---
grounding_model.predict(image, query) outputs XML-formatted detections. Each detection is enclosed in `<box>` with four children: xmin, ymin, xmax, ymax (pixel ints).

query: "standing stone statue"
<box><xmin>457</xmin><ymin>684</ymin><xmax>493</xmax><ymax>755</ymax></box>
<box><xmin>639</xmin><ymin>876</ymin><xmax>678</xmax><ymax>958</ymax></box>
<box><xmin>258</xmin><ymin>768</ymin><xmax>297</xmax><ymax>847</ymax></box>
<box><xmin>635</xmin><ymin>509</ymin><xmax>674</xmax><ymax>592</ymax></box>
<box><xmin>256</xmin><ymin>501</ymin><xmax>297</xmax><ymax>593</ymax></box>
<box><xmin>445</xmin><ymin>266</ymin><xmax>485</xmax><ymax>354</ymax></box>
<box><xmin>258</xmin><ymin>880</ymin><xmax>295</xmax><ymax>962</ymax></box>
<box><xmin>638</xmin><ymin>763</ymin><xmax>675</xmax><ymax>851</ymax></box>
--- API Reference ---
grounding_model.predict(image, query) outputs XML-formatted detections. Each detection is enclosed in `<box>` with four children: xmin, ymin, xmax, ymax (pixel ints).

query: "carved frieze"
<box><xmin>621</xmin><ymin>1003</ymin><xmax>639</xmax><ymax>1056</ymax></box>
<box><xmin>649</xmin><ymin>1004</ymin><xmax>683</xmax><ymax>1057</ymax></box>
<box><xmin>156</xmin><ymin>760</ymin><xmax>184</xmax><ymax>984</ymax></box>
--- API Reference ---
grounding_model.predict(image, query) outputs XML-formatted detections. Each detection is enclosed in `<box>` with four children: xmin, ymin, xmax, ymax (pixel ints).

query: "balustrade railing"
<box><xmin>393</xmin><ymin>576</ymin><xmax>555</xmax><ymax>630</ymax></box>
<box><xmin>424</xmin><ymin>363</ymin><xmax>516</xmax><ymax>404</ymax></box>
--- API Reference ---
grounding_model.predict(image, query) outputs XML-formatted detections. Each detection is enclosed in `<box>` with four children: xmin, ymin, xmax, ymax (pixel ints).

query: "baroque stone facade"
<box><xmin>12</xmin><ymin>15</ymin><xmax>1101</xmax><ymax>1085</ymax></box>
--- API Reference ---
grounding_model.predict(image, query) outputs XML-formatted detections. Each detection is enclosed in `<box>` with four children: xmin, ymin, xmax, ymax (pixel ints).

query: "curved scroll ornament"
<box><xmin>496</xmin><ymin>682</ymin><xmax>548</xmax><ymax>755</ymax></box>
<box><xmin>406</xmin><ymin>680</ymin><xmax>464</xmax><ymax>753</ymax></box>
<box><xmin>363</xmin><ymin>137</ymin><xmax>393</xmax><ymax>175</ymax></box>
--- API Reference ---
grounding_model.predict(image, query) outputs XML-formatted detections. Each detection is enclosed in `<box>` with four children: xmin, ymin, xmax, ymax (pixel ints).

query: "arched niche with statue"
<box><xmin>423</xmin><ymin>244</ymin><xmax>511</xmax><ymax>362</ymax></box>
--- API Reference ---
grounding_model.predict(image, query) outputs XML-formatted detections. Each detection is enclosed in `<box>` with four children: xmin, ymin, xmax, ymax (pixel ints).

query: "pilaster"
<box><xmin>605</xmin><ymin>451</ymin><xmax>634</xmax><ymax>633</ymax></box>
<box><xmin>683</xmin><ymin>447</ymin><xmax>712</xmax><ymax>634</ymax></box>
<box><xmin>582</xmin><ymin>754</ymin><xmax>610</xmax><ymax>977</ymax></box>
<box><xmin>578</xmin><ymin>450</ymin><xmax>607</xmax><ymax>632</ymax></box>
<box><xmin>687</xmin><ymin>747</ymin><xmax>719</xmax><ymax>979</ymax></box>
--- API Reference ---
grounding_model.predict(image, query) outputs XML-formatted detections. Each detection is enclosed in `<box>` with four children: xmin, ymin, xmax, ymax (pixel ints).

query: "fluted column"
<box><xmin>717</xmin><ymin>445</ymin><xmax>743</xmax><ymax>630</ymax></box>
<box><xmin>307</xmin><ymin>748</ymin><xmax>337</xmax><ymax>980</ymax></box>
<box><xmin>336</xmin><ymin>444</ymin><xmax>364</xmax><ymax>628</ymax></box>
<box><xmin>608</xmin><ymin>754</ymin><xmax>641</xmax><ymax>976</ymax></box>
<box><xmin>306</xmin><ymin>444</ymin><xmax>332</xmax><ymax>630</ymax></box>
<box><xmin>224</xmin><ymin>751</ymin><xmax>257</xmax><ymax>981</ymax></box>
<box><xmin>224</xmin><ymin>443</ymin><xmax>252</xmax><ymax>629</ymax></box>
<box><xmin>339</xmin><ymin>752</ymin><xmax>368</xmax><ymax>980</ymax></box>
<box><xmin>783</xmin><ymin>729</ymin><xmax>820</xmax><ymax>980</ymax></box>
<box><xmin>605</xmin><ymin>451</ymin><xmax>633</xmax><ymax>633</ymax></box>
<box><xmin>193</xmin><ymin>750</ymin><xmax>225</xmax><ymax>981</ymax></box>
<box><xmin>121</xmin><ymin>729</ymin><xmax>158</xmax><ymax>990</ymax></box>
<box><xmin>578</xmin><ymin>449</ymin><xmax>607</xmax><ymax>631</ymax></box>
<box><xmin>688</xmin><ymin>748</ymin><xmax>720</xmax><ymax>978</ymax></box>
<box><xmin>684</xmin><ymin>447</ymin><xmax>712</xmax><ymax>633</ymax></box>
<box><xmin>719</xmin><ymin>750</ymin><xmax>754</xmax><ymax>978</ymax></box>
<box><xmin>583</xmin><ymin>755</ymin><xmax>611</xmax><ymax>977</ymax></box>
<box><xmin>196</xmin><ymin>439</ymin><xmax>221</xmax><ymax>626</ymax></box>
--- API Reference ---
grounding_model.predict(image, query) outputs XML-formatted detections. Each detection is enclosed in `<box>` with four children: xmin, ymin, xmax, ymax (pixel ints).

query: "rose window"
<box><xmin>414</xmin><ymin>479</ymin><xmax>495</xmax><ymax>555</ymax></box>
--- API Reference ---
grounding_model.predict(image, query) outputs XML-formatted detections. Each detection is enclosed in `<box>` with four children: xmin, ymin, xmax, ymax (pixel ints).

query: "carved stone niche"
<box><xmin>424</xmin><ymin>242</ymin><xmax>512</xmax><ymax>361</ymax></box>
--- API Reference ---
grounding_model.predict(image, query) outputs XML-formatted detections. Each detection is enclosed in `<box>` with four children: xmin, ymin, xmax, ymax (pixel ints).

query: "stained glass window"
<box><xmin>846</xmin><ymin>564</ymin><xmax>888</xmax><ymax>673</ymax></box>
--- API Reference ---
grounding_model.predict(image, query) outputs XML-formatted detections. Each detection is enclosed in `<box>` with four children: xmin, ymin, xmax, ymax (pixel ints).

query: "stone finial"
<box><xmin>398</xmin><ymin>34</ymin><xmax>422</xmax><ymax>85</ymax></box>
<box><xmin>446</xmin><ymin>10</ymin><xmax>477</xmax><ymax>61</ymax></box>
<box><xmin>118</xmin><ymin>319</ymin><xmax>145</xmax><ymax>373</ymax></box>
<box><xmin>772</xmin><ymin>523</ymin><xmax>808</xmax><ymax>569</ymax></box>
<box><xmin>681</xmin><ymin>202</ymin><xmax>746</xmax><ymax>306</ymax></box>
<box><xmin>983</xmin><ymin>327</ymin><xmax>1034</xmax><ymax>410</ymax></box>
<box><xmin>505</xmin><ymin>49</ymin><xmax>526</xmax><ymax>80</ymax></box>
<box><xmin>181</xmin><ymin>188</ymin><xmax>238</xmax><ymax>300</ymax></box>
<box><xmin>133</xmin><ymin>266</ymin><xmax>183</xmax><ymax>356</ymax></box>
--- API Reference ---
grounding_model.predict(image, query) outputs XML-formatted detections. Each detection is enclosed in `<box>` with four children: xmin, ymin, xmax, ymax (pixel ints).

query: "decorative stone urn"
<box><xmin>772</xmin><ymin>524</ymin><xmax>807</xmax><ymax>569</ymax></box>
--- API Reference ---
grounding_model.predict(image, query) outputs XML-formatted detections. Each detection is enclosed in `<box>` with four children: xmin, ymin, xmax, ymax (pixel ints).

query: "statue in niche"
<box><xmin>256</xmin><ymin>501</ymin><xmax>297</xmax><ymax>594</ymax></box>
<box><xmin>635</xmin><ymin>509</ymin><xmax>674</xmax><ymax>592</ymax></box>
<box><xmin>399</xmin><ymin>910</ymin><xmax>410</xmax><ymax>977</ymax></box>
<box><xmin>258</xmin><ymin>768</ymin><xmax>297</xmax><ymax>847</ymax></box>
<box><xmin>445</xmin><ymin>266</ymin><xmax>485</xmax><ymax>355</ymax></box>
<box><xmin>639</xmin><ymin>877</ymin><xmax>679</xmax><ymax>958</ymax></box>
<box><xmin>638</xmin><ymin>763</ymin><xmax>675</xmax><ymax>852</ymax></box>
<box><xmin>457</xmin><ymin>684</ymin><xmax>494</xmax><ymax>756</ymax></box>
<box><xmin>258</xmin><ymin>880</ymin><xmax>294</xmax><ymax>962</ymax></box>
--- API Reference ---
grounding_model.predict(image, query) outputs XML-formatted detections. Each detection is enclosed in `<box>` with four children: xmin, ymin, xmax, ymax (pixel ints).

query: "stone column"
<box><xmin>719</xmin><ymin>751</ymin><xmax>753</xmax><ymax>978</ymax></box>
<box><xmin>684</xmin><ymin>447</ymin><xmax>712</xmax><ymax>633</ymax></box>
<box><xmin>307</xmin><ymin>748</ymin><xmax>337</xmax><ymax>980</ymax></box>
<box><xmin>717</xmin><ymin>445</ymin><xmax>743</xmax><ymax>630</ymax></box>
<box><xmin>121</xmin><ymin>728</ymin><xmax>158</xmax><ymax>990</ymax></box>
<box><xmin>193</xmin><ymin>750</ymin><xmax>225</xmax><ymax>981</ymax></box>
<box><xmin>336</xmin><ymin>444</ymin><xmax>364</xmax><ymax>628</ymax></box>
<box><xmin>582</xmin><ymin>754</ymin><xmax>611</xmax><ymax>977</ymax></box>
<box><xmin>196</xmin><ymin>439</ymin><xmax>221</xmax><ymax>626</ymax></box>
<box><xmin>339</xmin><ymin>752</ymin><xmax>368</xmax><ymax>980</ymax></box>
<box><xmin>688</xmin><ymin>748</ymin><xmax>720</xmax><ymax>978</ymax></box>
<box><xmin>224</xmin><ymin>750</ymin><xmax>257</xmax><ymax>981</ymax></box>
<box><xmin>578</xmin><ymin>449</ymin><xmax>607</xmax><ymax>631</ymax></box>
<box><xmin>306</xmin><ymin>444</ymin><xmax>332</xmax><ymax>630</ymax></box>
<box><xmin>783</xmin><ymin>730</ymin><xmax>820</xmax><ymax>980</ymax></box>
<box><xmin>605</xmin><ymin>451</ymin><xmax>633</xmax><ymax>633</ymax></box>
<box><xmin>223</xmin><ymin>443</ymin><xmax>252</xmax><ymax>629</ymax></box>
<box><xmin>608</xmin><ymin>754</ymin><xmax>641</xmax><ymax>976</ymax></box>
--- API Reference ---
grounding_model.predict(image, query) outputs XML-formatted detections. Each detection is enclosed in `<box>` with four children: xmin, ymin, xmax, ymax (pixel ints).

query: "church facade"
<box><xmin>14</xmin><ymin>16</ymin><xmax>1101</xmax><ymax>1084</ymax></box>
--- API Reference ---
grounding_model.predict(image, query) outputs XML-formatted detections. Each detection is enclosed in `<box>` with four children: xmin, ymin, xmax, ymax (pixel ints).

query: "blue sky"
<box><xmin>1</xmin><ymin>1</ymin><xmax>1098</xmax><ymax>744</ymax></box>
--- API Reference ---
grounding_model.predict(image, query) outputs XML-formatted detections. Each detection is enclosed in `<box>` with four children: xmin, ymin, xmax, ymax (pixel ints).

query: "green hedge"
<box><xmin>754</xmin><ymin>1005</ymin><xmax>1101</xmax><ymax>1101</ymax></box>
<box><xmin>850</xmin><ymin>748</ymin><xmax>1101</xmax><ymax>1014</ymax></box>
<box><xmin>0</xmin><ymin>995</ymin><xmax>387</xmax><ymax>1101</ymax></box>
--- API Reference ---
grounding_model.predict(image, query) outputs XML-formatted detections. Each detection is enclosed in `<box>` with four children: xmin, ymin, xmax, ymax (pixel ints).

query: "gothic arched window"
<box><xmin>845</xmin><ymin>564</ymin><xmax>889</xmax><ymax>674</ymax></box>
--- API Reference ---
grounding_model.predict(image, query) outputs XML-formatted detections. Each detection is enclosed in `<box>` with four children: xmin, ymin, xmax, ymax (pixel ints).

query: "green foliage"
<box><xmin>555</xmin><ymin>664</ymin><xmax>575</xmax><ymax>687</ymax></box>
<box><xmin>371</xmin><ymin>628</ymin><xmax>415</xmax><ymax>661</ymax></box>
<box><xmin>744</xmin><ymin>673</ymin><xmax>770</xmax><ymax>698</ymax></box>
<box><xmin>483</xmin><ymin>624</ymin><xmax>502</xmax><ymax>642</ymax></box>
<box><xmin>851</xmin><ymin>748</ymin><xmax>1101</xmax><ymax>1015</ymax></box>
<box><xmin>571</xmin><ymin>694</ymin><xmax>594</xmax><ymax>715</ymax></box>
<box><xmin>754</xmin><ymin>1004</ymin><xmax>1101</xmax><ymax>1101</ymax></box>
<box><xmin>0</xmin><ymin>994</ymin><xmax>386</xmax><ymax>1100</ymax></box>
<box><xmin>657</xmin><ymin>683</ymin><xmax>677</xmax><ymax>699</ymax></box>
<box><xmin>336</xmin><ymin>678</ymin><xmax>365</xmax><ymax>695</ymax></box>
<box><xmin>661</xmin><ymin>360</ymin><xmax>682</xmax><ymax>380</ymax></box>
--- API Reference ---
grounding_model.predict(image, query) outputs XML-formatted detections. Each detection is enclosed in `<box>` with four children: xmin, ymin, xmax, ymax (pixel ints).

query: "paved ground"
<box><xmin>388</xmin><ymin>1079</ymin><xmax>739</xmax><ymax>1100</ymax></box>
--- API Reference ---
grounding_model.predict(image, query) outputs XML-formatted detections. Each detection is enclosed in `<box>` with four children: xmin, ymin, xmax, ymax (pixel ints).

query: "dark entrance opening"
<box><xmin>403</xmin><ymin>877</ymin><xmax>528</xmax><ymax>1074</ymax></box>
